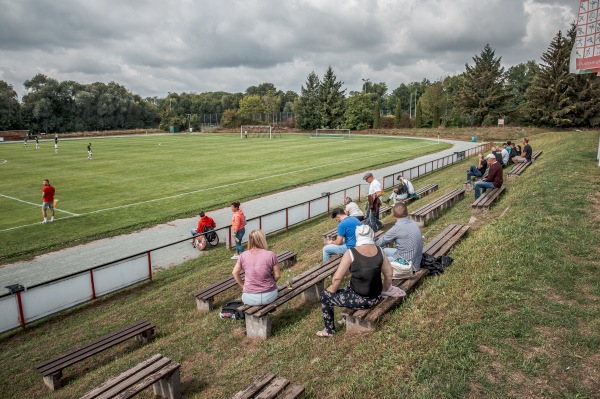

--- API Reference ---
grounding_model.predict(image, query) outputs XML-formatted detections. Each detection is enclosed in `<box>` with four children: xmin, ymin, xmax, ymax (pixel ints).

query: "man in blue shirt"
<box><xmin>322</xmin><ymin>207</ymin><xmax>361</xmax><ymax>261</ymax></box>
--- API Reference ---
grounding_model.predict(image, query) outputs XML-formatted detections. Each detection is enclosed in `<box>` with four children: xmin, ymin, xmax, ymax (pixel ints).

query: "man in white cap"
<box><xmin>363</xmin><ymin>172</ymin><xmax>383</xmax><ymax>230</ymax></box>
<box><xmin>473</xmin><ymin>153</ymin><xmax>503</xmax><ymax>199</ymax></box>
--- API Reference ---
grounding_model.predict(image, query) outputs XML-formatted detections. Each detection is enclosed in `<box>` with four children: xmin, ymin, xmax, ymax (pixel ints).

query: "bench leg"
<box><xmin>301</xmin><ymin>281</ymin><xmax>324</xmax><ymax>304</ymax></box>
<box><xmin>245</xmin><ymin>314</ymin><xmax>272</xmax><ymax>340</ymax></box>
<box><xmin>136</xmin><ymin>328</ymin><xmax>155</xmax><ymax>344</ymax></box>
<box><xmin>345</xmin><ymin>315</ymin><xmax>376</xmax><ymax>334</ymax></box>
<box><xmin>196</xmin><ymin>297</ymin><xmax>214</xmax><ymax>313</ymax></box>
<box><xmin>153</xmin><ymin>369</ymin><xmax>182</xmax><ymax>399</ymax></box>
<box><xmin>43</xmin><ymin>371</ymin><xmax>62</xmax><ymax>391</ymax></box>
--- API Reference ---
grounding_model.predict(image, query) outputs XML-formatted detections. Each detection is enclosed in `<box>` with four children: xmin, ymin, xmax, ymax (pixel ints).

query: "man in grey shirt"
<box><xmin>375</xmin><ymin>201</ymin><xmax>423</xmax><ymax>270</ymax></box>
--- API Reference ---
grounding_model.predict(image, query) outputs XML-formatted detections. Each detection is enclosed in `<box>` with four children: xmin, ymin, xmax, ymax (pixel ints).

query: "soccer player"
<box><xmin>41</xmin><ymin>179</ymin><xmax>55</xmax><ymax>223</ymax></box>
<box><xmin>87</xmin><ymin>143</ymin><xmax>93</xmax><ymax>160</ymax></box>
<box><xmin>54</xmin><ymin>136</ymin><xmax>58</xmax><ymax>153</ymax></box>
<box><xmin>35</xmin><ymin>136</ymin><xmax>40</xmax><ymax>150</ymax></box>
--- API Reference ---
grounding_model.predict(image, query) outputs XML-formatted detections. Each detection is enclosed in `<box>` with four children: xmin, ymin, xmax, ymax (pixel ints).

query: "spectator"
<box><xmin>491</xmin><ymin>146</ymin><xmax>503</xmax><ymax>165</ymax></box>
<box><xmin>474</xmin><ymin>154</ymin><xmax>503</xmax><ymax>199</ymax></box>
<box><xmin>190</xmin><ymin>210</ymin><xmax>216</xmax><ymax>242</ymax></box>
<box><xmin>35</xmin><ymin>136</ymin><xmax>40</xmax><ymax>150</ymax></box>
<box><xmin>512</xmin><ymin>138</ymin><xmax>532</xmax><ymax>164</ymax></box>
<box><xmin>232</xmin><ymin>229</ymin><xmax>280</xmax><ymax>306</ymax></box>
<box><xmin>231</xmin><ymin>201</ymin><xmax>246</xmax><ymax>259</ymax></box>
<box><xmin>363</xmin><ymin>172</ymin><xmax>383</xmax><ymax>231</ymax></box>
<box><xmin>375</xmin><ymin>201</ymin><xmax>423</xmax><ymax>269</ymax></box>
<box><xmin>499</xmin><ymin>145</ymin><xmax>509</xmax><ymax>167</ymax></box>
<box><xmin>465</xmin><ymin>152</ymin><xmax>487</xmax><ymax>184</ymax></box>
<box><xmin>344</xmin><ymin>197</ymin><xmax>364</xmax><ymax>221</ymax></box>
<box><xmin>507</xmin><ymin>142</ymin><xmax>518</xmax><ymax>164</ymax></box>
<box><xmin>317</xmin><ymin>225</ymin><xmax>393</xmax><ymax>337</ymax></box>
<box><xmin>41</xmin><ymin>179</ymin><xmax>55</xmax><ymax>223</ymax></box>
<box><xmin>515</xmin><ymin>144</ymin><xmax>522</xmax><ymax>156</ymax></box>
<box><xmin>87</xmin><ymin>143</ymin><xmax>93</xmax><ymax>160</ymax></box>
<box><xmin>387</xmin><ymin>175</ymin><xmax>416</xmax><ymax>204</ymax></box>
<box><xmin>323</xmin><ymin>207</ymin><xmax>361</xmax><ymax>261</ymax></box>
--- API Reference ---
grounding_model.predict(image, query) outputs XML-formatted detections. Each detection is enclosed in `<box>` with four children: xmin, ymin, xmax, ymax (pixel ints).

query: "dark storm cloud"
<box><xmin>0</xmin><ymin>0</ymin><xmax>578</xmax><ymax>98</ymax></box>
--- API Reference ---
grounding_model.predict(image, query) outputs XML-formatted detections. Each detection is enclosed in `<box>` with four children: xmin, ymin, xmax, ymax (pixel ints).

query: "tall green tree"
<box><xmin>319</xmin><ymin>66</ymin><xmax>346</xmax><ymax>128</ymax></box>
<box><xmin>505</xmin><ymin>61</ymin><xmax>539</xmax><ymax>124</ymax></box>
<box><xmin>294</xmin><ymin>71</ymin><xmax>322</xmax><ymax>130</ymax></box>
<box><xmin>343</xmin><ymin>93</ymin><xmax>373</xmax><ymax>130</ymax></box>
<box><xmin>415</xmin><ymin>102</ymin><xmax>423</xmax><ymax>128</ymax></box>
<box><xmin>0</xmin><ymin>81</ymin><xmax>21</xmax><ymax>130</ymax></box>
<box><xmin>237</xmin><ymin>95</ymin><xmax>266</xmax><ymax>122</ymax></box>
<box><xmin>373</xmin><ymin>102</ymin><xmax>380</xmax><ymax>128</ymax></box>
<box><xmin>457</xmin><ymin>44</ymin><xmax>512</xmax><ymax>126</ymax></box>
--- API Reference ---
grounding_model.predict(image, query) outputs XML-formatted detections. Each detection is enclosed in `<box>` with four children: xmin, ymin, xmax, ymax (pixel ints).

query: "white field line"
<box><xmin>0</xmin><ymin>141</ymin><xmax>442</xmax><ymax>232</ymax></box>
<box><xmin>0</xmin><ymin>194</ymin><xmax>81</xmax><ymax>216</ymax></box>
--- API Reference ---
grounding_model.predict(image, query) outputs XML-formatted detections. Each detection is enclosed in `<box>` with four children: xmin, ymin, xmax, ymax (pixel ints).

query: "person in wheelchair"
<box><xmin>191</xmin><ymin>210</ymin><xmax>217</xmax><ymax>249</ymax></box>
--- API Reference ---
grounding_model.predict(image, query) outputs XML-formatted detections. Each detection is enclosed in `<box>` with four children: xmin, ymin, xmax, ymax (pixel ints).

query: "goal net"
<box><xmin>311</xmin><ymin>129</ymin><xmax>350</xmax><ymax>138</ymax></box>
<box><xmin>241</xmin><ymin>125</ymin><xmax>273</xmax><ymax>139</ymax></box>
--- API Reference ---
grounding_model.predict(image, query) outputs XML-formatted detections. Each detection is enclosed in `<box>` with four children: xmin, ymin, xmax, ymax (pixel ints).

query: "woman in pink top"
<box><xmin>232</xmin><ymin>229</ymin><xmax>280</xmax><ymax>305</ymax></box>
<box><xmin>230</xmin><ymin>201</ymin><xmax>246</xmax><ymax>259</ymax></box>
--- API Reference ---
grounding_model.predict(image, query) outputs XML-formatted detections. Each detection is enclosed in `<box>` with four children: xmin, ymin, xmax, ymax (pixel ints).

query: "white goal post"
<box><xmin>241</xmin><ymin>125</ymin><xmax>273</xmax><ymax>139</ymax></box>
<box><xmin>311</xmin><ymin>129</ymin><xmax>350</xmax><ymax>138</ymax></box>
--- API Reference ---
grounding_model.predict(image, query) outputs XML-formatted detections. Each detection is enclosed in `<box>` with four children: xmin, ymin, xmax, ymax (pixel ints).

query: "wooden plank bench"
<box><xmin>232</xmin><ymin>373</ymin><xmax>304</xmax><ymax>399</ymax></box>
<box><xmin>379</xmin><ymin>204</ymin><xmax>392</xmax><ymax>218</ymax></box>
<box><xmin>194</xmin><ymin>251</ymin><xmax>297</xmax><ymax>312</ymax></box>
<box><xmin>409</xmin><ymin>188</ymin><xmax>465</xmax><ymax>227</ymax></box>
<box><xmin>79</xmin><ymin>354</ymin><xmax>181</xmax><ymax>399</ymax></box>
<box><xmin>471</xmin><ymin>187</ymin><xmax>505</xmax><ymax>212</ymax></box>
<box><xmin>508</xmin><ymin>150</ymin><xmax>543</xmax><ymax>180</ymax></box>
<box><xmin>343</xmin><ymin>224</ymin><xmax>470</xmax><ymax>333</ymax></box>
<box><xmin>36</xmin><ymin>320</ymin><xmax>156</xmax><ymax>391</ymax></box>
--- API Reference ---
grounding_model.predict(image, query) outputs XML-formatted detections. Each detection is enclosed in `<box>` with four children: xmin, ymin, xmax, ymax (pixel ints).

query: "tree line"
<box><xmin>0</xmin><ymin>25</ymin><xmax>598</xmax><ymax>133</ymax></box>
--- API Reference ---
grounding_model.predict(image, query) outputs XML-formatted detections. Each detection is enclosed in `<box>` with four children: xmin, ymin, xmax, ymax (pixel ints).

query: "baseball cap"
<box><xmin>362</xmin><ymin>172</ymin><xmax>373</xmax><ymax>180</ymax></box>
<box><xmin>485</xmin><ymin>153</ymin><xmax>495</xmax><ymax>159</ymax></box>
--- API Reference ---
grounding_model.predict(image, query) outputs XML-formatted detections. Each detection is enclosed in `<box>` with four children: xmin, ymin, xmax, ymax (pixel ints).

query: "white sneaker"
<box><xmin>50</xmin><ymin>218</ymin><xmax>54</xmax><ymax>222</ymax></box>
<box><xmin>231</xmin><ymin>255</ymin><xmax>239</xmax><ymax>260</ymax></box>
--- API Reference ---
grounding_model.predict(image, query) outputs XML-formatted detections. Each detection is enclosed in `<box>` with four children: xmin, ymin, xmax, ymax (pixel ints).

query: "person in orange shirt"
<box><xmin>230</xmin><ymin>201</ymin><xmax>246</xmax><ymax>260</ymax></box>
<box><xmin>41</xmin><ymin>179</ymin><xmax>55</xmax><ymax>223</ymax></box>
<box><xmin>191</xmin><ymin>210</ymin><xmax>216</xmax><ymax>240</ymax></box>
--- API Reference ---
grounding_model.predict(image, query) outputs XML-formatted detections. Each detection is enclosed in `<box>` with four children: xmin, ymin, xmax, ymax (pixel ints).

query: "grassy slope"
<box><xmin>0</xmin><ymin>131</ymin><xmax>597</xmax><ymax>398</ymax></box>
<box><xmin>0</xmin><ymin>134</ymin><xmax>448</xmax><ymax>264</ymax></box>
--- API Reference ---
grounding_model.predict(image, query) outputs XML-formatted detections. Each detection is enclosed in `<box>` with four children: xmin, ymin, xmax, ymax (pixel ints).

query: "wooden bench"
<box><xmin>36</xmin><ymin>320</ymin><xmax>156</xmax><ymax>391</ymax></box>
<box><xmin>379</xmin><ymin>204</ymin><xmax>392</xmax><ymax>218</ymax></box>
<box><xmin>507</xmin><ymin>150</ymin><xmax>543</xmax><ymax>180</ymax></box>
<box><xmin>195</xmin><ymin>251</ymin><xmax>297</xmax><ymax>312</ymax></box>
<box><xmin>232</xmin><ymin>373</ymin><xmax>304</xmax><ymax>399</ymax></box>
<box><xmin>471</xmin><ymin>187</ymin><xmax>505</xmax><ymax>212</ymax></box>
<box><xmin>343</xmin><ymin>223</ymin><xmax>470</xmax><ymax>333</ymax></box>
<box><xmin>79</xmin><ymin>354</ymin><xmax>181</xmax><ymax>399</ymax></box>
<box><xmin>409</xmin><ymin>188</ymin><xmax>465</xmax><ymax>227</ymax></box>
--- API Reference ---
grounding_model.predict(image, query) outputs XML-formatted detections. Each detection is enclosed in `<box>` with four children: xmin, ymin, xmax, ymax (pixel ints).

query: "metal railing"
<box><xmin>0</xmin><ymin>142</ymin><xmax>490</xmax><ymax>334</ymax></box>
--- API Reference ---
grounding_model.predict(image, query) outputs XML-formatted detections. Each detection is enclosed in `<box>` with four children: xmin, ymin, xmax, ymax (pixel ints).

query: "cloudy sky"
<box><xmin>0</xmin><ymin>0</ymin><xmax>578</xmax><ymax>99</ymax></box>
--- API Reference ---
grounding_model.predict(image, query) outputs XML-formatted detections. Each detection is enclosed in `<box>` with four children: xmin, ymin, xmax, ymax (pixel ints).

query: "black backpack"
<box><xmin>395</xmin><ymin>182</ymin><xmax>408</xmax><ymax>196</ymax></box>
<box><xmin>219</xmin><ymin>301</ymin><xmax>245</xmax><ymax>320</ymax></box>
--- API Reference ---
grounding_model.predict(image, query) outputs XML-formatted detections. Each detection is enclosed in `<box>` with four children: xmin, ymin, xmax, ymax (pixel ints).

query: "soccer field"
<box><xmin>0</xmin><ymin>133</ymin><xmax>449</xmax><ymax>262</ymax></box>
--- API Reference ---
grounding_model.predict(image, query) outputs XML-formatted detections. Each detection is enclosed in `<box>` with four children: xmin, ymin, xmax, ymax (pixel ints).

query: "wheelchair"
<box><xmin>193</xmin><ymin>227</ymin><xmax>219</xmax><ymax>250</ymax></box>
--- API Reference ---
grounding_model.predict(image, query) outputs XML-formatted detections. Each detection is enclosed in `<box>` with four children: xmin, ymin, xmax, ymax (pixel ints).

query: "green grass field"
<box><xmin>0</xmin><ymin>131</ymin><xmax>597</xmax><ymax>399</ymax></box>
<box><xmin>0</xmin><ymin>133</ymin><xmax>449</xmax><ymax>263</ymax></box>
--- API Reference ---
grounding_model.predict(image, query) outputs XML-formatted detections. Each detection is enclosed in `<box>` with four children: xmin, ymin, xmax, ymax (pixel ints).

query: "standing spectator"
<box><xmin>41</xmin><ymin>179</ymin><xmax>55</xmax><ymax>223</ymax></box>
<box><xmin>231</xmin><ymin>201</ymin><xmax>246</xmax><ymax>259</ymax></box>
<box><xmin>323</xmin><ymin>207</ymin><xmax>361</xmax><ymax>261</ymax></box>
<box><xmin>512</xmin><ymin>138</ymin><xmax>532</xmax><ymax>164</ymax></box>
<box><xmin>23</xmin><ymin>136</ymin><xmax>28</xmax><ymax>147</ymax></box>
<box><xmin>465</xmin><ymin>152</ymin><xmax>487</xmax><ymax>183</ymax></box>
<box><xmin>232</xmin><ymin>229</ymin><xmax>280</xmax><ymax>306</ymax></box>
<box><xmin>35</xmin><ymin>136</ymin><xmax>40</xmax><ymax>150</ymax></box>
<box><xmin>387</xmin><ymin>175</ymin><xmax>416</xmax><ymax>204</ymax></box>
<box><xmin>375</xmin><ymin>202</ymin><xmax>423</xmax><ymax>269</ymax></box>
<box><xmin>474</xmin><ymin>154</ymin><xmax>503</xmax><ymax>199</ymax></box>
<box><xmin>344</xmin><ymin>197</ymin><xmax>364</xmax><ymax>221</ymax></box>
<box><xmin>190</xmin><ymin>210</ymin><xmax>216</xmax><ymax>240</ymax></box>
<box><xmin>317</xmin><ymin>225</ymin><xmax>393</xmax><ymax>337</ymax></box>
<box><xmin>363</xmin><ymin>172</ymin><xmax>383</xmax><ymax>230</ymax></box>
<box><xmin>87</xmin><ymin>143</ymin><xmax>93</xmax><ymax>160</ymax></box>
<box><xmin>54</xmin><ymin>136</ymin><xmax>58</xmax><ymax>153</ymax></box>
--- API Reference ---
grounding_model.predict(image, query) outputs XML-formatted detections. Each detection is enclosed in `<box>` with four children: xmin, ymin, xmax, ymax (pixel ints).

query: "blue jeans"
<box><xmin>234</xmin><ymin>228</ymin><xmax>245</xmax><ymax>254</ymax></box>
<box><xmin>474</xmin><ymin>181</ymin><xmax>495</xmax><ymax>199</ymax></box>
<box><xmin>466</xmin><ymin>165</ymin><xmax>483</xmax><ymax>181</ymax></box>
<box><xmin>190</xmin><ymin>228</ymin><xmax>198</xmax><ymax>236</ymax></box>
<box><xmin>242</xmin><ymin>289</ymin><xmax>278</xmax><ymax>305</ymax></box>
<box><xmin>323</xmin><ymin>243</ymin><xmax>347</xmax><ymax>261</ymax></box>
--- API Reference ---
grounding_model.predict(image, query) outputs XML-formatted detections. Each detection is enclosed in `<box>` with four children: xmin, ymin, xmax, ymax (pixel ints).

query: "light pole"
<box><xmin>442</xmin><ymin>87</ymin><xmax>448</xmax><ymax>125</ymax></box>
<box><xmin>167</xmin><ymin>92</ymin><xmax>172</xmax><ymax>111</ymax></box>
<box><xmin>362</xmin><ymin>78</ymin><xmax>370</xmax><ymax>94</ymax></box>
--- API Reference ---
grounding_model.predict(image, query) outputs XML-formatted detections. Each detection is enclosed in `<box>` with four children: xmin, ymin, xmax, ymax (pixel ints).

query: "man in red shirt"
<box><xmin>473</xmin><ymin>154</ymin><xmax>503</xmax><ymax>199</ymax></box>
<box><xmin>41</xmin><ymin>179</ymin><xmax>55</xmax><ymax>223</ymax></box>
<box><xmin>191</xmin><ymin>210</ymin><xmax>216</xmax><ymax>239</ymax></box>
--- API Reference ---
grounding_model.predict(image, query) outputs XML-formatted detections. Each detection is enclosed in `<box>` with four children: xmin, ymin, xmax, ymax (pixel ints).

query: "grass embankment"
<box><xmin>0</xmin><ymin>131</ymin><xmax>598</xmax><ymax>398</ymax></box>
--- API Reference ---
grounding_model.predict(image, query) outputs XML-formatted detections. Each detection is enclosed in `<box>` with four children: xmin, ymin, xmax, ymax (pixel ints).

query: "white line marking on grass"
<box><xmin>0</xmin><ymin>159</ymin><xmax>7</xmax><ymax>164</ymax></box>
<box><xmin>0</xmin><ymin>194</ymin><xmax>81</xmax><ymax>216</ymax></box>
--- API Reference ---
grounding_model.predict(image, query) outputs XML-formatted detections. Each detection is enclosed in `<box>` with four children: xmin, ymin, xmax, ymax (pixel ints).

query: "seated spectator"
<box><xmin>465</xmin><ymin>152</ymin><xmax>488</xmax><ymax>183</ymax></box>
<box><xmin>500</xmin><ymin>145</ymin><xmax>509</xmax><ymax>167</ymax></box>
<box><xmin>512</xmin><ymin>138</ymin><xmax>532</xmax><ymax>164</ymax></box>
<box><xmin>344</xmin><ymin>197</ymin><xmax>365</xmax><ymax>221</ymax></box>
<box><xmin>375</xmin><ymin>201</ymin><xmax>423</xmax><ymax>269</ymax></box>
<box><xmin>323</xmin><ymin>208</ymin><xmax>362</xmax><ymax>261</ymax></box>
<box><xmin>232</xmin><ymin>229</ymin><xmax>280</xmax><ymax>306</ymax></box>
<box><xmin>317</xmin><ymin>225</ymin><xmax>393</xmax><ymax>337</ymax></box>
<box><xmin>474</xmin><ymin>154</ymin><xmax>503</xmax><ymax>199</ymax></box>
<box><xmin>515</xmin><ymin>144</ymin><xmax>522</xmax><ymax>156</ymax></box>
<box><xmin>507</xmin><ymin>142</ymin><xmax>518</xmax><ymax>164</ymax></box>
<box><xmin>387</xmin><ymin>175</ymin><xmax>416</xmax><ymax>204</ymax></box>
<box><xmin>491</xmin><ymin>146</ymin><xmax>504</xmax><ymax>165</ymax></box>
<box><xmin>190</xmin><ymin>210</ymin><xmax>216</xmax><ymax>242</ymax></box>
